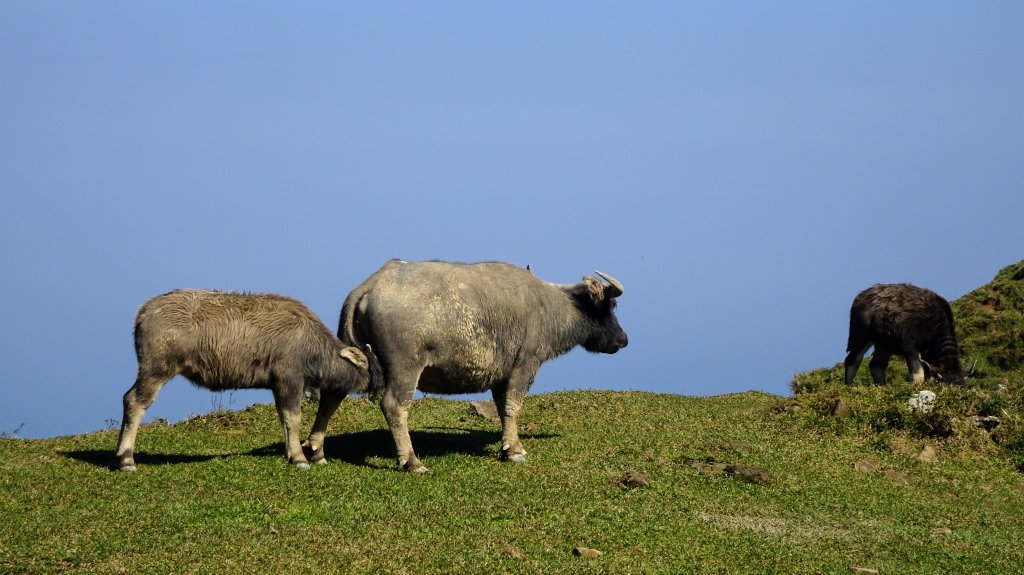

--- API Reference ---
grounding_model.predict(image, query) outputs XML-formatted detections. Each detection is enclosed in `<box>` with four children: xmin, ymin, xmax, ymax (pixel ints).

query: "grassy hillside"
<box><xmin>3</xmin><ymin>390</ymin><xmax>1023</xmax><ymax>574</ymax></box>
<box><xmin>792</xmin><ymin>260</ymin><xmax>1024</xmax><ymax>470</ymax></box>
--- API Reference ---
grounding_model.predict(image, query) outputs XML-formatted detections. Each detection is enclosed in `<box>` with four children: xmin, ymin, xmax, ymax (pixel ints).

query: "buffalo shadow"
<box><xmin>252</xmin><ymin>426</ymin><xmax>559</xmax><ymax>469</ymax></box>
<box><xmin>63</xmin><ymin>449</ymin><xmax>222</xmax><ymax>470</ymax></box>
<box><xmin>64</xmin><ymin>428</ymin><xmax>559</xmax><ymax>471</ymax></box>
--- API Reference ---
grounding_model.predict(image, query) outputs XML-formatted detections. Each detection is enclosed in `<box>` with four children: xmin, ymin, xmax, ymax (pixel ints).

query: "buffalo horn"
<box><xmin>920</xmin><ymin>358</ymin><xmax>935</xmax><ymax>374</ymax></box>
<box><xmin>965</xmin><ymin>359</ymin><xmax>977</xmax><ymax>377</ymax></box>
<box><xmin>595</xmin><ymin>271</ymin><xmax>624</xmax><ymax>298</ymax></box>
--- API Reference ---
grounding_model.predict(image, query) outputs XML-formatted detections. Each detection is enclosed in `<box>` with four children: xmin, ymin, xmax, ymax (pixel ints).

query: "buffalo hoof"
<box><xmin>402</xmin><ymin>461</ymin><xmax>429</xmax><ymax>474</ymax></box>
<box><xmin>314</xmin><ymin>458</ymin><xmax>328</xmax><ymax>465</ymax></box>
<box><xmin>118</xmin><ymin>465</ymin><xmax>137</xmax><ymax>472</ymax></box>
<box><xmin>295</xmin><ymin>462</ymin><xmax>311</xmax><ymax>470</ymax></box>
<box><xmin>500</xmin><ymin>446</ymin><xmax>527</xmax><ymax>463</ymax></box>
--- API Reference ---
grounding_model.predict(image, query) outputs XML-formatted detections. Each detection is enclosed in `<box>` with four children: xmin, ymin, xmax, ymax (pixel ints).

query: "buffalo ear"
<box><xmin>340</xmin><ymin>347</ymin><xmax>369</xmax><ymax>370</ymax></box>
<box><xmin>581</xmin><ymin>276</ymin><xmax>605</xmax><ymax>303</ymax></box>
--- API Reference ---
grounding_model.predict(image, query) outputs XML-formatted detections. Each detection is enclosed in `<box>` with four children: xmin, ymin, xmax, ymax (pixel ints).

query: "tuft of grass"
<box><xmin>3</xmin><ymin>391</ymin><xmax>1024</xmax><ymax>574</ymax></box>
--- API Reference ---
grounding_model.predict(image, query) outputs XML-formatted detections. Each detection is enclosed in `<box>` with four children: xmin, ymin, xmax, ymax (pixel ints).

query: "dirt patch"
<box><xmin>694</xmin><ymin>511</ymin><xmax>847</xmax><ymax>541</ymax></box>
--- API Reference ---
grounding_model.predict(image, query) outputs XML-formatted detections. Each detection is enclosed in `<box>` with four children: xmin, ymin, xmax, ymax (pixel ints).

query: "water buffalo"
<box><xmin>844</xmin><ymin>283</ymin><xmax>965</xmax><ymax>386</ymax></box>
<box><xmin>339</xmin><ymin>259</ymin><xmax>628</xmax><ymax>472</ymax></box>
<box><xmin>116</xmin><ymin>289</ymin><xmax>375</xmax><ymax>471</ymax></box>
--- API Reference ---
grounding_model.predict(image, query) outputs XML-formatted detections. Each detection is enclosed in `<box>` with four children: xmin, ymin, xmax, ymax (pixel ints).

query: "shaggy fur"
<box><xmin>115</xmin><ymin>289</ymin><xmax>372</xmax><ymax>471</ymax></box>
<box><xmin>844</xmin><ymin>283</ymin><xmax>964</xmax><ymax>386</ymax></box>
<box><xmin>338</xmin><ymin>259</ymin><xmax>628</xmax><ymax>472</ymax></box>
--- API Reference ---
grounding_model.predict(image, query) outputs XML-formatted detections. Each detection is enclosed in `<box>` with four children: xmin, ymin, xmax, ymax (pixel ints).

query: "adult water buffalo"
<box><xmin>339</xmin><ymin>260</ymin><xmax>628</xmax><ymax>472</ymax></box>
<box><xmin>844</xmin><ymin>283</ymin><xmax>966</xmax><ymax>386</ymax></box>
<box><xmin>116</xmin><ymin>289</ymin><xmax>375</xmax><ymax>471</ymax></box>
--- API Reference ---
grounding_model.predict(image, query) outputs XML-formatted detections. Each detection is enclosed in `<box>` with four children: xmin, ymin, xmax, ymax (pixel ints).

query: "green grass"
<box><xmin>3</xmin><ymin>390</ymin><xmax>1023</xmax><ymax>574</ymax></box>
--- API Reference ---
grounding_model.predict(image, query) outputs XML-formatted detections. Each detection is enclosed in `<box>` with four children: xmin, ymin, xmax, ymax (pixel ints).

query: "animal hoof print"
<box><xmin>508</xmin><ymin>453</ymin><xmax>527</xmax><ymax>463</ymax></box>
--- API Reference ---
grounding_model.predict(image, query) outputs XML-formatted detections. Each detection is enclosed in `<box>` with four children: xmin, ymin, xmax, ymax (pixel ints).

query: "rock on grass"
<box><xmin>724</xmin><ymin>465</ymin><xmax>772</xmax><ymax>484</ymax></box>
<box><xmin>572</xmin><ymin>546</ymin><xmax>603</xmax><ymax>558</ymax></box>
<box><xmin>617</xmin><ymin>471</ymin><xmax>650</xmax><ymax>489</ymax></box>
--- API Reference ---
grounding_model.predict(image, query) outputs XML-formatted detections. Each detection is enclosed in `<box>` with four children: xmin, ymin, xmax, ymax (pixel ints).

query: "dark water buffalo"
<box><xmin>116</xmin><ymin>289</ymin><xmax>374</xmax><ymax>471</ymax></box>
<box><xmin>844</xmin><ymin>283</ymin><xmax>965</xmax><ymax>386</ymax></box>
<box><xmin>339</xmin><ymin>259</ymin><xmax>628</xmax><ymax>472</ymax></box>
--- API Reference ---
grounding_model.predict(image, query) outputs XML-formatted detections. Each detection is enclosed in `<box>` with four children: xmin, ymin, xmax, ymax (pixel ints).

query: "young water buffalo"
<box><xmin>115</xmin><ymin>289</ymin><xmax>375</xmax><ymax>471</ymax></box>
<box><xmin>339</xmin><ymin>259</ymin><xmax>628</xmax><ymax>472</ymax></box>
<box><xmin>844</xmin><ymin>283</ymin><xmax>965</xmax><ymax>386</ymax></box>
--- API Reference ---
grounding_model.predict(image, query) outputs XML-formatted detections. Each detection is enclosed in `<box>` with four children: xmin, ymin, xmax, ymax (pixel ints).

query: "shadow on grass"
<box><xmin>249</xmin><ymin>427</ymin><xmax>559</xmax><ymax>469</ymax></box>
<box><xmin>63</xmin><ymin>449</ymin><xmax>222</xmax><ymax>470</ymax></box>
<box><xmin>328</xmin><ymin>428</ymin><xmax>501</xmax><ymax>467</ymax></box>
<box><xmin>64</xmin><ymin>428</ymin><xmax>560</xmax><ymax>471</ymax></box>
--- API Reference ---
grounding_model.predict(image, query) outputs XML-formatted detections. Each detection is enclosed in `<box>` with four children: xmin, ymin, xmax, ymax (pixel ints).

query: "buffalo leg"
<box><xmin>271</xmin><ymin>384</ymin><xmax>310</xmax><ymax>469</ymax></box>
<box><xmin>904</xmin><ymin>352</ymin><xmax>926</xmax><ymax>383</ymax></box>
<box><xmin>868</xmin><ymin>351</ymin><xmax>891</xmax><ymax>385</ymax></box>
<box><xmin>844</xmin><ymin>343</ymin><xmax>871</xmax><ymax>386</ymax></box>
<box><xmin>380</xmin><ymin>370</ymin><xmax>424</xmax><ymax>473</ymax></box>
<box><xmin>492</xmin><ymin>366</ymin><xmax>536</xmax><ymax>463</ymax></box>
<box><xmin>303</xmin><ymin>389</ymin><xmax>347</xmax><ymax>464</ymax></box>
<box><xmin>115</xmin><ymin>370</ymin><xmax>173</xmax><ymax>471</ymax></box>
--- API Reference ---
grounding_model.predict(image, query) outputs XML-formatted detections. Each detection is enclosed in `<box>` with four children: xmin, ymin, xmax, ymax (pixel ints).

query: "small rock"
<box><xmin>917</xmin><ymin>444</ymin><xmax>938</xmax><ymax>463</ymax></box>
<box><xmin>469</xmin><ymin>401</ymin><xmax>501</xmax><ymax>422</ymax></box>
<box><xmin>724</xmin><ymin>465</ymin><xmax>772</xmax><ymax>484</ymax></box>
<box><xmin>834</xmin><ymin>398</ymin><xmax>852</xmax><ymax>418</ymax></box>
<box><xmin>850</xmin><ymin>567</ymin><xmax>879</xmax><ymax>575</ymax></box>
<box><xmin>572</xmin><ymin>546</ymin><xmax>603</xmax><ymax>558</ymax></box>
<box><xmin>617</xmin><ymin>472</ymin><xmax>650</xmax><ymax>489</ymax></box>
<box><xmin>908</xmin><ymin>390</ymin><xmax>936</xmax><ymax>413</ymax></box>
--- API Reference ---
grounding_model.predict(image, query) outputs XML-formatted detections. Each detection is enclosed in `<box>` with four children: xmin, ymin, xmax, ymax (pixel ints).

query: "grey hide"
<box><xmin>338</xmin><ymin>260</ymin><xmax>628</xmax><ymax>472</ymax></box>
<box><xmin>116</xmin><ymin>289</ymin><xmax>372</xmax><ymax>471</ymax></box>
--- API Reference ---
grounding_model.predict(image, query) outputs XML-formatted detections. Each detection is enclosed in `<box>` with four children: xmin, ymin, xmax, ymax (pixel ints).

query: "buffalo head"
<box><xmin>572</xmin><ymin>271</ymin><xmax>628</xmax><ymax>354</ymax></box>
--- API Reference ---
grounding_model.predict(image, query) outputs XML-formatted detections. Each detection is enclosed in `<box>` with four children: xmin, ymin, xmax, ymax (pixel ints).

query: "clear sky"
<box><xmin>2</xmin><ymin>3</ymin><xmax>1022</xmax><ymax>438</ymax></box>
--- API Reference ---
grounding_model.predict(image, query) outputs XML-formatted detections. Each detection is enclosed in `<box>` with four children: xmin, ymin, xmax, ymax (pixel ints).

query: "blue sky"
<box><xmin>2</xmin><ymin>3</ymin><xmax>1022</xmax><ymax>438</ymax></box>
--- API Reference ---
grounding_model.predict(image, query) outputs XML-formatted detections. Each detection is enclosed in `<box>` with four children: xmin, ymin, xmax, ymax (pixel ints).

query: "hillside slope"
<box><xmin>2</xmin><ymin>391</ymin><xmax>1023</xmax><ymax>574</ymax></box>
<box><xmin>792</xmin><ymin>260</ymin><xmax>1024</xmax><ymax>470</ymax></box>
<box><xmin>952</xmin><ymin>259</ymin><xmax>1024</xmax><ymax>374</ymax></box>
